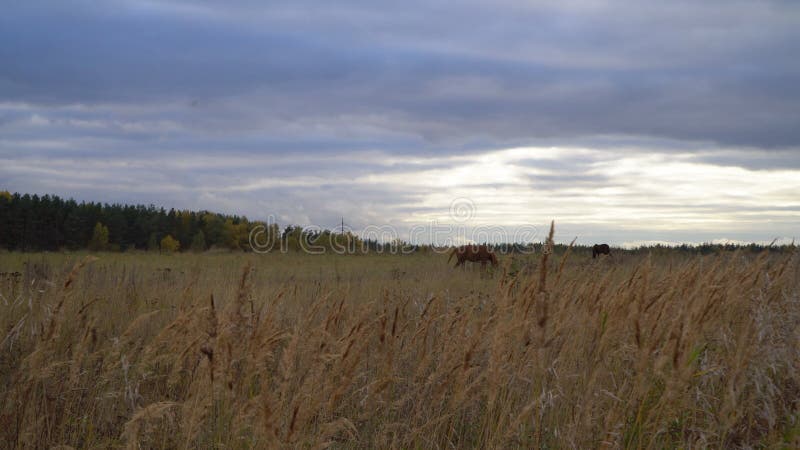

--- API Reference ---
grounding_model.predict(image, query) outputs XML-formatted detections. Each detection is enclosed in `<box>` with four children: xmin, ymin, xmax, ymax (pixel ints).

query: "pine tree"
<box><xmin>63</xmin><ymin>203</ymin><xmax>85</xmax><ymax>250</ymax></box>
<box><xmin>0</xmin><ymin>192</ymin><xmax>11</xmax><ymax>249</ymax></box>
<box><xmin>148</xmin><ymin>233</ymin><xmax>160</xmax><ymax>251</ymax></box>
<box><xmin>190</xmin><ymin>230</ymin><xmax>206</xmax><ymax>252</ymax></box>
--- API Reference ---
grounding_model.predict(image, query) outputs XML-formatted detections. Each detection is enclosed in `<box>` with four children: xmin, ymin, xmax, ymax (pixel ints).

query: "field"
<box><xmin>1</xmin><ymin>241</ymin><xmax>798</xmax><ymax>448</ymax></box>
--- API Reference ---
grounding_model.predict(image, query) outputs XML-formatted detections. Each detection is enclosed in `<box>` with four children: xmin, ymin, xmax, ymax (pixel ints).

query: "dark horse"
<box><xmin>448</xmin><ymin>244</ymin><xmax>498</xmax><ymax>268</ymax></box>
<box><xmin>592</xmin><ymin>244</ymin><xmax>611</xmax><ymax>259</ymax></box>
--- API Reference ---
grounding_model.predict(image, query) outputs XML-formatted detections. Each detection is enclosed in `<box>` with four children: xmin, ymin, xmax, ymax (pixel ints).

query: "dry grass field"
<box><xmin>1</xmin><ymin>238</ymin><xmax>798</xmax><ymax>448</ymax></box>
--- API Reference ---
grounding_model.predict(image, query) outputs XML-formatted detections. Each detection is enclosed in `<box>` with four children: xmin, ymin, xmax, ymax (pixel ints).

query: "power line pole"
<box><xmin>341</xmin><ymin>217</ymin><xmax>344</xmax><ymax>235</ymax></box>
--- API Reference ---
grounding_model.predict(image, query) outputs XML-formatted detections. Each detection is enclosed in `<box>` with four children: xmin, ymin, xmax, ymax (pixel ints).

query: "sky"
<box><xmin>1</xmin><ymin>0</ymin><xmax>799</xmax><ymax>246</ymax></box>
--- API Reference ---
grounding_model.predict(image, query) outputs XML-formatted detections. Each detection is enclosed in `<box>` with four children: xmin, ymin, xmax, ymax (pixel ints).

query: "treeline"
<box><xmin>622</xmin><ymin>242</ymin><xmax>795</xmax><ymax>255</ymax></box>
<box><xmin>0</xmin><ymin>191</ymin><xmax>274</xmax><ymax>252</ymax></box>
<box><xmin>0</xmin><ymin>191</ymin><xmax>399</xmax><ymax>253</ymax></box>
<box><xmin>543</xmin><ymin>242</ymin><xmax>795</xmax><ymax>257</ymax></box>
<box><xmin>0</xmin><ymin>191</ymin><xmax>794</xmax><ymax>254</ymax></box>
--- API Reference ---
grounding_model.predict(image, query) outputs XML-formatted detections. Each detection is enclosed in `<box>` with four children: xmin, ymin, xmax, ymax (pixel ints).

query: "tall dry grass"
<box><xmin>0</xmin><ymin>240</ymin><xmax>798</xmax><ymax>448</ymax></box>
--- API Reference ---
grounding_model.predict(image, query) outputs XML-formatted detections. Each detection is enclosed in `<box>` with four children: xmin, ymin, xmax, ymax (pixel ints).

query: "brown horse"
<box><xmin>448</xmin><ymin>244</ymin><xmax>498</xmax><ymax>268</ymax></box>
<box><xmin>592</xmin><ymin>243</ymin><xmax>611</xmax><ymax>259</ymax></box>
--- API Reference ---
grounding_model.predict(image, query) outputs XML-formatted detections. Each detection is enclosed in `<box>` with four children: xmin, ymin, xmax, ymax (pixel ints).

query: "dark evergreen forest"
<box><xmin>0</xmin><ymin>191</ymin><xmax>267</xmax><ymax>252</ymax></box>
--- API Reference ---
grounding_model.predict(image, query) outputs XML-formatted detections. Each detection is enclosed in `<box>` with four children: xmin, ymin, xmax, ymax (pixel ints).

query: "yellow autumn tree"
<box><xmin>221</xmin><ymin>218</ymin><xmax>252</xmax><ymax>250</ymax></box>
<box><xmin>160</xmin><ymin>234</ymin><xmax>180</xmax><ymax>253</ymax></box>
<box><xmin>88</xmin><ymin>222</ymin><xmax>109</xmax><ymax>251</ymax></box>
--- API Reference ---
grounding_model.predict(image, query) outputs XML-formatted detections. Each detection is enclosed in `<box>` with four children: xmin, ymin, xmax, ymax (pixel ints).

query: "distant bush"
<box><xmin>87</xmin><ymin>222</ymin><xmax>109</xmax><ymax>251</ymax></box>
<box><xmin>160</xmin><ymin>234</ymin><xmax>180</xmax><ymax>253</ymax></box>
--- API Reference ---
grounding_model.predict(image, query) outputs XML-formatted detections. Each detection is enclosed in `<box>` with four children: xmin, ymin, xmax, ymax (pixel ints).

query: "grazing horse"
<box><xmin>592</xmin><ymin>243</ymin><xmax>611</xmax><ymax>259</ymax></box>
<box><xmin>448</xmin><ymin>244</ymin><xmax>498</xmax><ymax>268</ymax></box>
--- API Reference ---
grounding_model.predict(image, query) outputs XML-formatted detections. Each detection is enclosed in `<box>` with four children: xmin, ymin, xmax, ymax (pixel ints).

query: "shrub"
<box><xmin>160</xmin><ymin>234</ymin><xmax>180</xmax><ymax>253</ymax></box>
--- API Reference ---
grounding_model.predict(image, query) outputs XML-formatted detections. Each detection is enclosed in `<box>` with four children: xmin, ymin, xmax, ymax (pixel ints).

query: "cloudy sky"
<box><xmin>1</xmin><ymin>0</ymin><xmax>799</xmax><ymax>246</ymax></box>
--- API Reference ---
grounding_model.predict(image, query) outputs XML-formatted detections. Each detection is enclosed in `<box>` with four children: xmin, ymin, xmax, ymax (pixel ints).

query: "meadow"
<box><xmin>0</xmin><ymin>238</ymin><xmax>798</xmax><ymax>449</ymax></box>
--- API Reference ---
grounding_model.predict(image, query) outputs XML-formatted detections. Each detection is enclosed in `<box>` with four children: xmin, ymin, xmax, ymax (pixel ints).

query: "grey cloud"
<box><xmin>691</xmin><ymin>149</ymin><xmax>800</xmax><ymax>170</ymax></box>
<box><xmin>517</xmin><ymin>157</ymin><xmax>606</xmax><ymax>173</ymax></box>
<box><xmin>526</xmin><ymin>174</ymin><xmax>617</xmax><ymax>191</ymax></box>
<box><xmin>2</xmin><ymin>0</ymin><xmax>800</xmax><ymax>245</ymax></box>
<box><xmin>1</xmin><ymin>0</ymin><xmax>799</xmax><ymax>152</ymax></box>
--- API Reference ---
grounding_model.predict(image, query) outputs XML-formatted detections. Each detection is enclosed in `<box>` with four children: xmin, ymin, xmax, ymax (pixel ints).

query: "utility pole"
<box><xmin>341</xmin><ymin>217</ymin><xmax>344</xmax><ymax>235</ymax></box>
